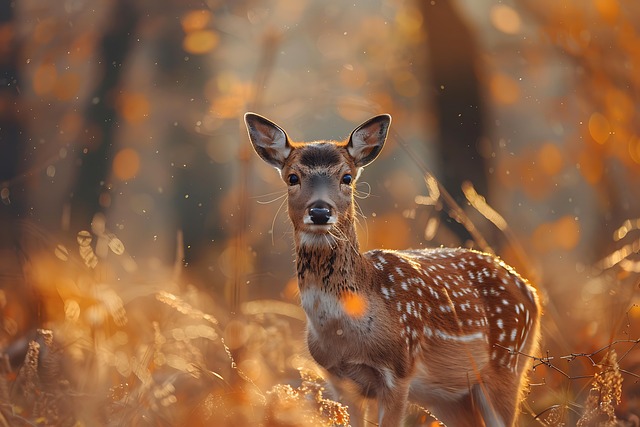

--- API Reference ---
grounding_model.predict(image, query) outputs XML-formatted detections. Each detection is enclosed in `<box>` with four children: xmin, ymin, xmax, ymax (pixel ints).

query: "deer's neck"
<box><xmin>294</xmin><ymin>223</ymin><xmax>368</xmax><ymax>295</ymax></box>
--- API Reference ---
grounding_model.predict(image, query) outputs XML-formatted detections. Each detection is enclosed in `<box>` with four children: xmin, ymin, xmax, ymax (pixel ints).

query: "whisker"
<box><xmin>250</xmin><ymin>189</ymin><xmax>287</xmax><ymax>199</ymax></box>
<box><xmin>256</xmin><ymin>191</ymin><xmax>287</xmax><ymax>205</ymax></box>
<box><xmin>330</xmin><ymin>226</ymin><xmax>359</xmax><ymax>255</ymax></box>
<box><xmin>355</xmin><ymin>181</ymin><xmax>372</xmax><ymax>199</ymax></box>
<box><xmin>354</xmin><ymin>200</ymin><xmax>369</xmax><ymax>247</ymax></box>
<box><xmin>270</xmin><ymin>195</ymin><xmax>289</xmax><ymax>246</ymax></box>
<box><xmin>328</xmin><ymin>228</ymin><xmax>348</xmax><ymax>243</ymax></box>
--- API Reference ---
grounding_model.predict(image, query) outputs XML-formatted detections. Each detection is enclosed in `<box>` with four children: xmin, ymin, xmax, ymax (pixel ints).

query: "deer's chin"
<box><xmin>298</xmin><ymin>229</ymin><xmax>335</xmax><ymax>248</ymax></box>
<box><xmin>298</xmin><ymin>218</ymin><xmax>334</xmax><ymax>233</ymax></box>
<box><xmin>305</xmin><ymin>224</ymin><xmax>332</xmax><ymax>233</ymax></box>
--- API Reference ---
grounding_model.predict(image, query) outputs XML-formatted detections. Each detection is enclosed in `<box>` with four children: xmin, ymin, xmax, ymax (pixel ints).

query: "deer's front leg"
<box><xmin>325</xmin><ymin>373</ymin><xmax>367</xmax><ymax>427</ymax></box>
<box><xmin>378</xmin><ymin>378</ymin><xmax>410</xmax><ymax>427</ymax></box>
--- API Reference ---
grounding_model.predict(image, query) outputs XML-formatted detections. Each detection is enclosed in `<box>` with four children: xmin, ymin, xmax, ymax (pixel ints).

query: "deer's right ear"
<box><xmin>245</xmin><ymin>113</ymin><xmax>291</xmax><ymax>170</ymax></box>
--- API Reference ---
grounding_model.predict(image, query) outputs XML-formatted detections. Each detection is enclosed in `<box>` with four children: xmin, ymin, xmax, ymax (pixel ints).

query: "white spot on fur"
<box><xmin>435</xmin><ymin>329</ymin><xmax>486</xmax><ymax>343</ymax></box>
<box><xmin>423</xmin><ymin>326</ymin><xmax>433</xmax><ymax>338</ymax></box>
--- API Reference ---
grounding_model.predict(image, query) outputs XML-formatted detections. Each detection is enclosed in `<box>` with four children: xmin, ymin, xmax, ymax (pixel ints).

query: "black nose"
<box><xmin>309</xmin><ymin>205</ymin><xmax>331</xmax><ymax>225</ymax></box>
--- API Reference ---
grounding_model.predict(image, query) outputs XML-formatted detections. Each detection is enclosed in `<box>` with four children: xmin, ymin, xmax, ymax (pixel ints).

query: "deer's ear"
<box><xmin>245</xmin><ymin>113</ymin><xmax>291</xmax><ymax>170</ymax></box>
<box><xmin>347</xmin><ymin>114</ymin><xmax>391</xmax><ymax>167</ymax></box>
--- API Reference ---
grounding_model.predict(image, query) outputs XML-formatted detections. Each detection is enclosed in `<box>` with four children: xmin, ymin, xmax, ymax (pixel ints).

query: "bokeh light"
<box><xmin>2</xmin><ymin>0</ymin><xmax>640</xmax><ymax>426</ymax></box>
<box><xmin>113</xmin><ymin>148</ymin><xmax>140</xmax><ymax>181</ymax></box>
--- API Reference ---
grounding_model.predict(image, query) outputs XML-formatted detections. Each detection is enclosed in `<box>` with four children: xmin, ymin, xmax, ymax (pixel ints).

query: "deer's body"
<box><xmin>245</xmin><ymin>113</ymin><xmax>541</xmax><ymax>427</ymax></box>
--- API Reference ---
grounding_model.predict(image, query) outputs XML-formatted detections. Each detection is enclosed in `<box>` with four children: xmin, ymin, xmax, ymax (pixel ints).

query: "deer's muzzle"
<box><xmin>308</xmin><ymin>202</ymin><xmax>332</xmax><ymax>225</ymax></box>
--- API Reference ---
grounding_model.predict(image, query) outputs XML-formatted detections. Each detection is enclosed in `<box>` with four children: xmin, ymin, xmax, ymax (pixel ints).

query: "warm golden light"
<box><xmin>113</xmin><ymin>148</ymin><xmax>140</xmax><ymax>181</ymax></box>
<box><xmin>183</xmin><ymin>30</ymin><xmax>219</xmax><ymax>55</ymax></box>
<box><xmin>340</xmin><ymin>292</ymin><xmax>368</xmax><ymax>318</ymax></box>
<box><xmin>33</xmin><ymin>61</ymin><xmax>57</xmax><ymax>95</ymax></box>
<box><xmin>117</xmin><ymin>92</ymin><xmax>150</xmax><ymax>124</ymax></box>
<box><xmin>490</xmin><ymin>4</ymin><xmax>522</xmax><ymax>35</ymax></box>
<box><xmin>490</xmin><ymin>73</ymin><xmax>520</xmax><ymax>105</ymax></box>
<box><xmin>181</xmin><ymin>10</ymin><xmax>212</xmax><ymax>33</ymax></box>
<box><xmin>588</xmin><ymin>112</ymin><xmax>611</xmax><ymax>144</ymax></box>
<box><xmin>538</xmin><ymin>143</ymin><xmax>564</xmax><ymax>176</ymax></box>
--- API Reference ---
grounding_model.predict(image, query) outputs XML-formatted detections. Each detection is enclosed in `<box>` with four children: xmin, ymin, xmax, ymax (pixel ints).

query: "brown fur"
<box><xmin>245</xmin><ymin>113</ymin><xmax>541</xmax><ymax>427</ymax></box>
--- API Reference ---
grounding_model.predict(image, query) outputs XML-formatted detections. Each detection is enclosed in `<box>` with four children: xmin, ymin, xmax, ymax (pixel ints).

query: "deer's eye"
<box><xmin>287</xmin><ymin>174</ymin><xmax>300</xmax><ymax>186</ymax></box>
<box><xmin>342</xmin><ymin>174</ymin><xmax>353</xmax><ymax>185</ymax></box>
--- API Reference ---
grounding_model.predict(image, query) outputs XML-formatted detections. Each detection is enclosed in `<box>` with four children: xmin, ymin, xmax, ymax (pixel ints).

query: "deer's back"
<box><xmin>366</xmin><ymin>247</ymin><xmax>538</xmax><ymax>369</ymax></box>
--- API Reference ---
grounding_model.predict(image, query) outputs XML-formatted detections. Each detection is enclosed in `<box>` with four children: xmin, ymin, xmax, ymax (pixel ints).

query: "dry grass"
<box><xmin>0</xmin><ymin>220</ymin><xmax>355</xmax><ymax>426</ymax></box>
<box><xmin>1</xmin><ymin>222</ymin><xmax>639</xmax><ymax>427</ymax></box>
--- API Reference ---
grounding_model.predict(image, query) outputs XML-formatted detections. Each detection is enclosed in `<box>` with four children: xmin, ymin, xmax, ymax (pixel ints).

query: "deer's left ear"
<box><xmin>347</xmin><ymin>114</ymin><xmax>391</xmax><ymax>167</ymax></box>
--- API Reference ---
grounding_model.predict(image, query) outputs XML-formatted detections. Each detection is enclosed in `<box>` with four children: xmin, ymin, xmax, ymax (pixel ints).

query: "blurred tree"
<box><xmin>70</xmin><ymin>0</ymin><xmax>140</xmax><ymax>230</ymax></box>
<box><xmin>0</xmin><ymin>2</ymin><xmax>22</xmax><ymax>199</ymax></box>
<box><xmin>419</xmin><ymin>0</ymin><xmax>489</xmax><ymax>244</ymax></box>
<box><xmin>0</xmin><ymin>0</ymin><xmax>38</xmax><ymax>349</ymax></box>
<box><xmin>68</xmin><ymin>0</ymin><xmax>222</xmax><ymax>268</ymax></box>
<box><xmin>0</xmin><ymin>1</ymin><xmax>23</xmax><ymax>216</ymax></box>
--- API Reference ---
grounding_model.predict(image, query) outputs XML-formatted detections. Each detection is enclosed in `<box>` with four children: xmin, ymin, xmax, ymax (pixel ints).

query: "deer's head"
<box><xmin>245</xmin><ymin>113</ymin><xmax>391</xmax><ymax>246</ymax></box>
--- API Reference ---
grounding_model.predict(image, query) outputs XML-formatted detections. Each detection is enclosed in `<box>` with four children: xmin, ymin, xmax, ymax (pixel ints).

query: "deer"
<box><xmin>244</xmin><ymin>112</ymin><xmax>541</xmax><ymax>427</ymax></box>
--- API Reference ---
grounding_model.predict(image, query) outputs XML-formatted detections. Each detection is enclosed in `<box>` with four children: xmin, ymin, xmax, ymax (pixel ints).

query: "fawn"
<box><xmin>245</xmin><ymin>112</ymin><xmax>541</xmax><ymax>427</ymax></box>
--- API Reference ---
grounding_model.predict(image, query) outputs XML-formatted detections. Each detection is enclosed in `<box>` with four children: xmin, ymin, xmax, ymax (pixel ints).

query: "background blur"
<box><xmin>1</xmin><ymin>0</ymin><xmax>640</xmax><ymax>425</ymax></box>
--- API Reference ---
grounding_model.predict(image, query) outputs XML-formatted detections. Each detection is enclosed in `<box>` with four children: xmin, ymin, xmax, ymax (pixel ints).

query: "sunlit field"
<box><xmin>1</xmin><ymin>0</ymin><xmax>640</xmax><ymax>425</ymax></box>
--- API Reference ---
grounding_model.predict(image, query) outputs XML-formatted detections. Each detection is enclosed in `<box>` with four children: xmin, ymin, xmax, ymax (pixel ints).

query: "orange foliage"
<box><xmin>538</xmin><ymin>143</ymin><xmax>564</xmax><ymax>176</ymax></box>
<box><xmin>69</xmin><ymin>33</ymin><xmax>96</xmax><ymax>63</ymax></box>
<box><xmin>588</xmin><ymin>112</ymin><xmax>611</xmax><ymax>144</ymax></box>
<box><xmin>339</xmin><ymin>64</ymin><xmax>367</xmax><ymax>89</ymax></box>
<box><xmin>181</xmin><ymin>10</ymin><xmax>212</xmax><ymax>33</ymax></box>
<box><xmin>59</xmin><ymin>112</ymin><xmax>83</xmax><ymax>143</ymax></box>
<box><xmin>117</xmin><ymin>92</ymin><xmax>150</xmax><ymax>124</ymax></box>
<box><xmin>53</xmin><ymin>72</ymin><xmax>80</xmax><ymax>101</ymax></box>
<box><xmin>629</xmin><ymin>136</ymin><xmax>640</xmax><ymax>165</ymax></box>
<box><xmin>605</xmin><ymin>88</ymin><xmax>634</xmax><ymax>124</ymax></box>
<box><xmin>0</xmin><ymin>23</ymin><xmax>14</xmax><ymax>58</ymax></box>
<box><xmin>532</xmin><ymin>215</ymin><xmax>581</xmax><ymax>253</ymax></box>
<box><xmin>208</xmin><ymin>76</ymin><xmax>254</xmax><ymax>118</ymax></box>
<box><xmin>183</xmin><ymin>30</ymin><xmax>219</xmax><ymax>55</ymax></box>
<box><xmin>336</xmin><ymin>96</ymin><xmax>371</xmax><ymax>122</ymax></box>
<box><xmin>112</xmin><ymin>148</ymin><xmax>140</xmax><ymax>181</ymax></box>
<box><xmin>274</xmin><ymin>0</ymin><xmax>308</xmax><ymax>25</ymax></box>
<box><xmin>519</xmin><ymin>161</ymin><xmax>553</xmax><ymax>200</ymax></box>
<box><xmin>181</xmin><ymin>9</ymin><xmax>218</xmax><ymax>55</ymax></box>
<box><xmin>392</xmin><ymin>70</ymin><xmax>421</xmax><ymax>98</ymax></box>
<box><xmin>33</xmin><ymin>61</ymin><xmax>57</xmax><ymax>96</ymax></box>
<box><xmin>490</xmin><ymin>73</ymin><xmax>520</xmax><ymax>105</ymax></box>
<box><xmin>490</xmin><ymin>4</ymin><xmax>522</xmax><ymax>35</ymax></box>
<box><xmin>395</xmin><ymin>5</ymin><xmax>424</xmax><ymax>41</ymax></box>
<box><xmin>32</xmin><ymin>17</ymin><xmax>56</xmax><ymax>45</ymax></box>
<box><xmin>594</xmin><ymin>0</ymin><xmax>620</xmax><ymax>23</ymax></box>
<box><xmin>578</xmin><ymin>148</ymin><xmax>604</xmax><ymax>184</ymax></box>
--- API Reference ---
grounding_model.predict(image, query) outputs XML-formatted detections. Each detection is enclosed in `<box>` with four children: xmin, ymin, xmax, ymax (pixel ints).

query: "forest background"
<box><xmin>1</xmin><ymin>0</ymin><xmax>640</xmax><ymax>425</ymax></box>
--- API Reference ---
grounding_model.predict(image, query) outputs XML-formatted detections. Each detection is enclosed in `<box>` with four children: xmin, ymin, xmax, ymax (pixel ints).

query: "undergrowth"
<box><xmin>1</xmin><ymin>212</ymin><xmax>640</xmax><ymax>426</ymax></box>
